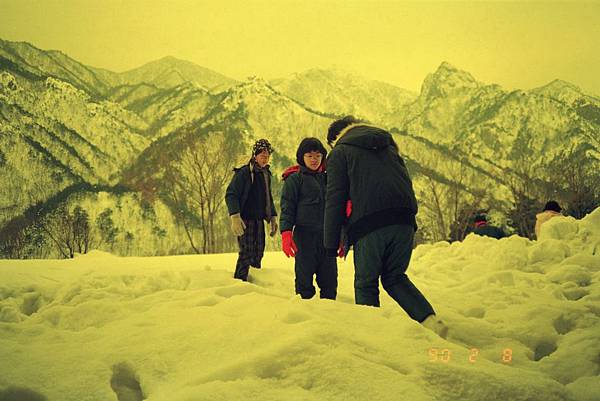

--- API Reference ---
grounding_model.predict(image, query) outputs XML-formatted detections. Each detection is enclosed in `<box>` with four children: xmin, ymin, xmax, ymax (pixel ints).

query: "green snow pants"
<box><xmin>353</xmin><ymin>224</ymin><xmax>435</xmax><ymax>322</ymax></box>
<box><xmin>294</xmin><ymin>228</ymin><xmax>338</xmax><ymax>300</ymax></box>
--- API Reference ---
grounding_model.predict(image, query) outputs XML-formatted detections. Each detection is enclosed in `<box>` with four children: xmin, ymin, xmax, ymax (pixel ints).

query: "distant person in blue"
<box><xmin>323</xmin><ymin>116</ymin><xmax>448</xmax><ymax>338</ymax></box>
<box><xmin>472</xmin><ymin>213</ymin><xmax>506</xmax><ymax>239</ymax></box>
<box><xmin>225</xmin><ymin>139</ymin><xmax>278</xmax><ymax>282</ymax></box>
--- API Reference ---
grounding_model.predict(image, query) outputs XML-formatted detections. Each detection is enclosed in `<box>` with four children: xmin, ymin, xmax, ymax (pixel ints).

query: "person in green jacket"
<box><xmin>280</xmin><ymin>138</ymin><xmax>337</xmax><ymax>299</ymax></box>
<box><xmin>225</xmin><ymin>139</ymin><xmax>278</xmax><ymax>282</ymax></box>
<box><xmin>324</xmin><ymin>116</ymin><xmax>448</xmax><ymax>338</ymax></box>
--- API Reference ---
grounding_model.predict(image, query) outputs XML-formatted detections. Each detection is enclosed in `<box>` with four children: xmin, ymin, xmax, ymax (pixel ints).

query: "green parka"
<box><xmin>324</xmin><ymin>124</ymin><xmax>417</xmax><ymax>251</ymax></box>
<box><xmin>280</xmin><ymin>166</ymin><xmax>327</xmax><ymax>232</ymax></box>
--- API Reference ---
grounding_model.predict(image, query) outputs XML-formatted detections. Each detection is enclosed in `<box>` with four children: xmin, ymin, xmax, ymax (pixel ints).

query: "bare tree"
<box><xmin>165</xmin><ymin>130</ymin><xmax>243</xmax><ymax>253</ymax></box>
<box><xmin>39</xmin><ymin>205</ymin><xmax>75</xmax><ymax>258</ymax></box>
<box><xmin>417</xmin><ymin>153</ymin><xmax>481</xmax><ymax>241</ymax></box>
<box><xmin>38</xmin><ymin>205</ymin><xmax>93</xmax><ymax>258</ymax></box>
<box><xmin>545</xmin><ymin>147</ymin><xmax>600</xmax><ymax>219</ymax></box>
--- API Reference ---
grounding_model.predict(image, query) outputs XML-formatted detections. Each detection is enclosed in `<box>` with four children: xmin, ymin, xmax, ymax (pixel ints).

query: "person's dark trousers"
<box><xmin>294</xmin><ymin>229</ymin><xmax>337</xmax><ymax>299</ymax></box>
<box><xmin>234</xmin><ymin>219</ymin><xmax>265</xmax><ymax>281</ymax></box>
<box><xmin>353</xmin><ymin>224</ymin><xmax>435</xmax><ymax>322</ymax></box>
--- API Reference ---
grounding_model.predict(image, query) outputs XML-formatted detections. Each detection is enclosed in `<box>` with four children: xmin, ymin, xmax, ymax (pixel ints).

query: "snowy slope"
<box><xmin>0</xmin><ymin>71</ymin><xmax>149</xmax><ymax>228</ymax></box>
<box><xmin>107</xmin><ymin>83</ymin><xmax>163</xmax><ymax>110</ymax></box>
<box><xmin>531</xmin><ymin>79</ymin><xmax>600</xmax><ymax>109</ymax></box>
<box><xmin>381</xmin><ymin>62</ymin><xmax>600</xmax><ymax>240</ymax></box>
<box><xmin>114</xmin><ymin>56</ymin><xmax>238</xmax><ymax>93</ymax></box>
<box><xmin>0</xmin><ymin>39</ymin><xmax>113</xmax><ymax>96</ymax></box>
<box><xmin>215</xmin><ymin>76</ymin><xmax>333</xmax><ymax>161</ymax></box>
<box><xmin>271</xmin><ymin>68</ymin><xmax>416</xmax><ymax>124</ymax></box>
<box><xmin>0</xmin><ymin>40</ymin><xmax>238</xmax><ymax>97</ymax></box>
<box><xmin>123</xmin><ymin>76</ymin><xmax>334</xmax><ymax>197</ymax></box>
<box><xmin>124</xmin><ymin>81</ymin><xmax>218</xmax><ymax>141</ymax></box>
<box><xmin>1</xmin><ymin>208</ymin><xmax>599</xmax><ymax>401</ymax></box>
<box><xmin>390</xmin><ymin>62</ymin><xmax>599</xmax><ymax>158</ymax></box>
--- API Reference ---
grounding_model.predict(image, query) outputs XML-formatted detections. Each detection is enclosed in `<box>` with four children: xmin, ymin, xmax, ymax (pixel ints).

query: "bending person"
<box><xmin>324</xmin><ymin>116</ymin><xmax>448</xmax><ymax>338</ymax></box>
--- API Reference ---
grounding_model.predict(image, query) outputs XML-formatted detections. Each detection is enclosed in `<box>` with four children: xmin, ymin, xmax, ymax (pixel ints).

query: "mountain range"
<box><xmin>1</xmin><ymin>38</ymin><xmax>598</xmax><ymax>257</ymax></box>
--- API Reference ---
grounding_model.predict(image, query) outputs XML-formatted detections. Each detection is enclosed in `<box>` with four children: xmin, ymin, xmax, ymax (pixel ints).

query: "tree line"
<box><xmin>1</xmin><ymin>129</ymin><xmax>599</xmax><ymax>258</ymax></box>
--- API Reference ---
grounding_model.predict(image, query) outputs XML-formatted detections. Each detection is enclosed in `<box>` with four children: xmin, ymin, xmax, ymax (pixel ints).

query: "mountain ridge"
<box><xmin>1</xmin><ymin>38</ymin><xmax>598</xmax><ymax>256</ymax></box>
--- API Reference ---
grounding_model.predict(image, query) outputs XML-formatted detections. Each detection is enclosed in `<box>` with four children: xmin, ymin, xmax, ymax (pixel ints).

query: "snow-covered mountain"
<box><xmin>390</xmin><ymin>62</ymin><xmax>599</xmax><ymax>153</ymax></box>
<box><xmin>104</xmin><ymin>56</ymin><xmax>238</xmax><ymax>93</ymax></box>
<box><xmin>271</xmin><ymin>67</ymin><xmax>417</xmax><ymax>123</ymax></box>
<box><xmin>125</xmin><ymin>75</ymin><xmax>333</xmax><ymax>174</ymax></box>
<box><xmin>0</xmin><ymin>70</ymin><xmax>149</xmax><ymax>230</ymax></box>
<box><xmin>115</xmin><ymin>81</ymin><xmax>218</xmax><ymax>141</ymax></box>
<box><xmin>122</xmin><ymin>76</ymin><xmax>333</xmax><ymax>209</ymax></box>
<box><xmin>0</xmin><ymin>39</ymin><xmax>113</xmax><ymax>97</ymax></box>
<box><xmin>381</xmin><ymin>62</ymin><xmax>600</xmax><ymax>241</ymax></box>
<box><xmin>1</xmin><ymin>38</ymin><xmax>598</xmax><ymax>257</ymax></box>
<box><xmin>0</xmin><ymin>40</ymin><xmax>238</xmax><ymax>97</ymax></box>
<box><xmin>0</xmin><ymin>40</ymin><xmax>238</xmax><ymax>241</ymax></box>
<box><xmin>107</xmin><ymin>82</ymin><xmax>163</xmax><ymax>109</ymax></box>
<box><xmin>531</xmin><ymin>79</ymin><xmax>600</xmax><ymax>107</ymax></box>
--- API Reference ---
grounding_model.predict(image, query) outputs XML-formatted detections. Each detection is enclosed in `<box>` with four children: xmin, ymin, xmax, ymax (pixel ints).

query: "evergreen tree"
<box><xmin>72</xmin><ymin>206</ymin><xmax>92</xmax><ymax>254</ymax></box>
<box><xmin>96</xmin><ymin>208</ymin><xmax>119</xmax><ymax>250</ymax></box>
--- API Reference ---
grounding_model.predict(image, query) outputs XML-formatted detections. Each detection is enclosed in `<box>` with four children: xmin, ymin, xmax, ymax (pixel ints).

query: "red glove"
<box><xmin>337</xmin><ymin>245</ymin><xmax>345</xmax><ymax>258</ymax></box>
<box><xmin>282</xmin><ymin>231</ymin><xmax>298</xmax><ymax>258</ymax></box>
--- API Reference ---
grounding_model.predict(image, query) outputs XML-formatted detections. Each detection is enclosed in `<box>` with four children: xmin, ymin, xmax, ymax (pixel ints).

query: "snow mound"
<box><xmin>0</xmin><ymin>209</ymin><xmax>598</xmax><ymax>400</ymax></box>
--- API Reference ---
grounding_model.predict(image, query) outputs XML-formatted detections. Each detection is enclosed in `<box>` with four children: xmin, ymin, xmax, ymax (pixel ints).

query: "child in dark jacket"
<box><xmin>225</xmin><ymin>139</ymin><xmax>278</xmax><ymax>282</ymax></box>
<box><xmin>280</xmin><ymin>138</ymin><xmax>337</xmax><ymax>299</ymax></box>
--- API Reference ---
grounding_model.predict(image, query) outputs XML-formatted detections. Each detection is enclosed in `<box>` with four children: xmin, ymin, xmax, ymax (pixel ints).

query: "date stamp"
<box><xmin>428</xmin><ymin>348</ymin><xmax>513</xmax><ymax>364</ymax></box>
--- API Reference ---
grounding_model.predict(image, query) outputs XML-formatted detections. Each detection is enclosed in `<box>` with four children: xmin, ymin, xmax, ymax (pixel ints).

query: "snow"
<box><xmin>1</xmin><ymin>209</ymin><xmax>600</xmax><ymax>401</ymax></box>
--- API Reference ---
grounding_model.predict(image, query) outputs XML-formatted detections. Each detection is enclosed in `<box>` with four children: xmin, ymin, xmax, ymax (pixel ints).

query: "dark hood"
<box><xmin>337</xmin><ymin>125</ymin><xmax>394</xmax><ymax>151</ymax></box>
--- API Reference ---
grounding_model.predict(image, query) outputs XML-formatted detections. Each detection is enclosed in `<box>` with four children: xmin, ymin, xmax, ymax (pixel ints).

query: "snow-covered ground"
<box><xmin>1</xmin><ymin>209</ymin><xmax>599</xmax><ymax>401</ymax></box>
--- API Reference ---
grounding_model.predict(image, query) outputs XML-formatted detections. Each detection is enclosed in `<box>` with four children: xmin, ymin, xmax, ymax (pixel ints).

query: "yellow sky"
<box><xmin>1</xmin><ymin>0</ymin><xmax>599</xmax><ymax>94</ymax></box>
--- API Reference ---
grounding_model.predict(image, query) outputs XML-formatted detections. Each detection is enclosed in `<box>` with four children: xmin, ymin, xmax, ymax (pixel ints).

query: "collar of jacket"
<box><xmin>299</xmin><ymin>164</ymin><xmax>324</xmax><ymax>174</ymax></box>
<box><xmin>249</xmin><ymin>160</ymin><xmax>271</xmax><ymax>183</ymax></box>
<box><xmin>333</xmin><ymin>123</ymin><xmax>378</xmax><ymax>146</ymax></box>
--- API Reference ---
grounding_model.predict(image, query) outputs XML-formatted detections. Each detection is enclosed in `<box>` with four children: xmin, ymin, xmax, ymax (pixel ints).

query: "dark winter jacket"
<box><xmin>225</xmin><ymin>162</ymin><xmax>277</xmax><ymax>219</ymax></box>
<box><xmin>324</xmin><ymin>124</ymin><xmax>418</xmax><ymax>251</ymax></box>
<box><xmin>280</xmin><ymin>165</ymin><xmax>327</xmax><ymax>232</ymax></box>
<box><xmin>243</xmin><ymin>170</ymin><xmax>268</xmax><ymax>220</ymax></box>
<box><xmin>473</xmin><ymin>223</ymin><xmax>506</xmax><ymax>239</ymax></box>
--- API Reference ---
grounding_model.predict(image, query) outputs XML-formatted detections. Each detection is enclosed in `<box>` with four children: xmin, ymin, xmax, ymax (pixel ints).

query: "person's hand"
<box><xmin>230</xmin><ymin>214</ymin><xmax>246</xmax><ymax>237</ymax></box>
<box><xmin>269</xmin><ymin>217</ymin><xmax>278</xmax><ymax>237</ymax></box>
<box><xmin>337</xmin><ymin>236</ymin><xmax>347</xmax><ymax>258</ymax></box>
<box><xmin>281</xmin><ymin>231</ymin><xmax>298</xmax><ymax>257</ymax></box>
<box><xmin>337</xmin><ymin>244</ymin><xmax>345</xmax><ymax>258</ymax></box>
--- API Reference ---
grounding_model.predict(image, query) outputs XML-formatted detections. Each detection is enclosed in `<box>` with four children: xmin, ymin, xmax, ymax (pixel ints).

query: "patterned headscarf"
<box><xmin>252</xmin><ymin>139</ymin><xmax>274</xmax><ymax>156</ymax></box>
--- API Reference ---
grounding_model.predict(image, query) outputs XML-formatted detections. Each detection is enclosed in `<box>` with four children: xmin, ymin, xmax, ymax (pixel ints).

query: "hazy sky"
<box><xmin>1</xmin><ymin>0</ymin><xmax>599</xmax><ymax>94</ymax></box>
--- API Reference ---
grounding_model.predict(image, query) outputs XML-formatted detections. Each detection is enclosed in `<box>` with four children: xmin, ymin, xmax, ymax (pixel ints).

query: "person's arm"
<box><xmin>280</xmin><ymin>175</ymin><xmax>300</xmax><ymax>256</ymax></box>
<box><xmin>225</xmin><ymin>170</ymin><xmax>243</xmax><ymax>215</ymax></box>
<box><xmin>269</xmin><ymin>173</ymin><xmax>278</xmax><ymax>218</ymax></box>
<box><xmin>324</xmin><ymin>149</ymin><xmax>350</xmax><ymax>253</ymax></box>
<box><xmin>280</xmin><ymin>174</ymin><xmax>299</xmax><ymax>233</ymax></box>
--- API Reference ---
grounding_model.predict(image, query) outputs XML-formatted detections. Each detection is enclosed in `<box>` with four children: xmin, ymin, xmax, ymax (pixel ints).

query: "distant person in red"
<box><xmin>472</xmin><ymin>213</ymin><xmax>506</xmax><ymax>239</ymax></box>
<box><xmin>535</xmin><ymin>201</ymin><xmax>562</xmax><ymax>239</ymax></box>
<box><xmin>225</xmin><ymin>139</ymin><xmax>278</xmax><ymax>282</ymax></box>
<box><xmin>280</xmin><ymin>138</ymin><xmax>337</xmax><ymax>299</ymax></box>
